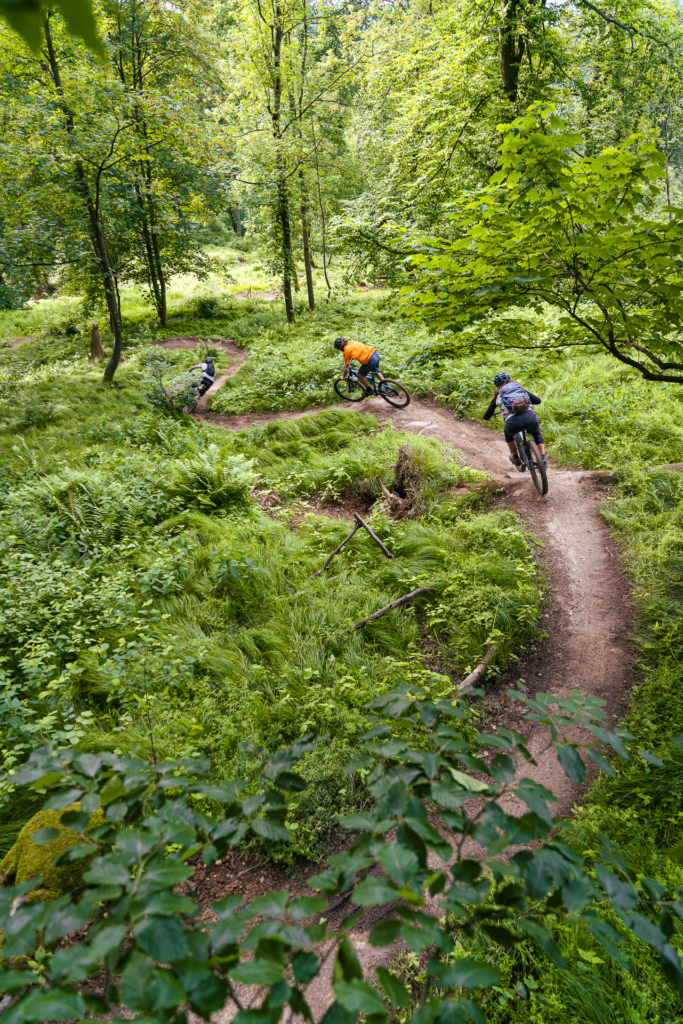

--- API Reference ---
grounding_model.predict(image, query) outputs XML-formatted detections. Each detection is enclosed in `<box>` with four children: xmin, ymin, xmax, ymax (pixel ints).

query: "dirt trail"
<box><xmin>166</xmin><ymin>339</ymin><xmax>633</xmax><ymax>1023</ymax></box>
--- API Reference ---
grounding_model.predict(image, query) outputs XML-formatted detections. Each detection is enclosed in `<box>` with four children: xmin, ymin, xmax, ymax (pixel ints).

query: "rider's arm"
<box><xmin>528</xmin><ymin>392</ymin><xmax>542</xmax><ymax>405</ymax></box>
<box><xmin>188</xmin><ymin>364</ymin><xmax>201</xmax><ymax>371</ymax></box>
<box><xmin>482</xmin><ymin>396</ymin><xmax>497</xmax><ymax>420</ymax></box>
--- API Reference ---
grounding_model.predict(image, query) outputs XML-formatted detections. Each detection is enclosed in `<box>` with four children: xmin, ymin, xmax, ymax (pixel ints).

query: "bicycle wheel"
<box><xmin>334</xmin><ymin>377</ymin><xmax>365</xmax><ymax>403</ymax></box>
<box><xmin>378</xmin><ymin>379</ymin><xmax>410</xmax><ymax>408</ymax></box>
<box><xmin>525</xmin><ymin>438</ymin><xmax>548</xmax><ymax>496</ymax></box>
<box><xmin>514</xmin><ymin>434</ymin><xmax>527</xmax><ymax>471</ymax></box>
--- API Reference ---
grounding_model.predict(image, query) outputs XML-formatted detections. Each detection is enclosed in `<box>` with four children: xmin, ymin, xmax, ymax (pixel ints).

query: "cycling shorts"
<box><xmin>356</xmin><ymin>351</ymin><xmax>380</xmax><ymax>375</ymax></box>
<box><xmin>503</xmin><ymin>408</ymin><xmax>543</xmax><ymax>444</ymax></box>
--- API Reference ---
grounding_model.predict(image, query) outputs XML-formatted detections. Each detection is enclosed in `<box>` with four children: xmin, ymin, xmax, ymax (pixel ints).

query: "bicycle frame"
<box><xmin>347</xmin><ymin>366</ymin><xmax>379</xmax><ymax>391</ymax></box>
<box><xmin>515</xmin><ymin>430</ymin><xmax>532</xmax><ymax>470</ymax></box>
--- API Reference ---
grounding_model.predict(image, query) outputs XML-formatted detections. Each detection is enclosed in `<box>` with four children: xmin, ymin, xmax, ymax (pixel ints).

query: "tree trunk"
<box><xmin>499</xmin><ymin>0</ymin><xmax>525</xmax><ymax>101</ymax></box>
<box><xmin>300</xmin><ymin>177</ymin><xmax>315</xmax><ymax>311</ymax></box>
<box><xmin>271</xmin><ymin>11</ymin><xmax>295</xmax><ymax>324</ymax></box>
<box><xmin>90</xmin><ymin>322</ymin><xmax>105</xmax><ymax>361</ymax></box>
<box><xmin>235</xmin><ymin>205</ymin><xmax>242</xmax><ymax>235</ymax></box>
<box><xmin>276</xmin><ymin>172</ymin><xmax>295</xmax><ymax>323</ymax></box>
<box><xmin>43</xmin><ymin>14</ymin><xmax>123</xmax><ymax>380</ymax></box>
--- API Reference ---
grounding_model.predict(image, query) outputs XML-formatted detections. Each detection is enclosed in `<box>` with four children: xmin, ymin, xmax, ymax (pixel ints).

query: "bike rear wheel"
<box><xmin>378</xmin><ymin>379</ymin><xmax>410</xmax><ymax>408</ymax></box>
<box><xmin>525</xmin><ymin>438</ymin><xmax>548</xmax><ymax>496</ymax></box>
<box><xmin>334</xmin><ymin>377</ymin><xmax>365</xmax><ymax>403</ymax></box>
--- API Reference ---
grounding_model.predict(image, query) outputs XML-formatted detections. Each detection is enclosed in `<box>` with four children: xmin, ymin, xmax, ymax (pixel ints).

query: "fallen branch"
<box><xmin>311</xmin><ymin>522</ymin><xmax>360</xmax><ymax>577</ymax></box>
<box><xmin>351</xmin><ymin>587</ymin><xmax>436</xmax><ymax>630</ymax></box>
<box><xmin>457</xmin><ymin>643</ymin><xmax>500</xmax><ymax>690</ymax></box>
<box><xmin>354</xmin><ymin>513</ymin><xmax>394</xmax><ymax>558</ymax></box>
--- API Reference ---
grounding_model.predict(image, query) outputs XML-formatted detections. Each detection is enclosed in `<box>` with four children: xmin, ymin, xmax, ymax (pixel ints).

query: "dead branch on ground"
<box><xmin>311</xmin><ymin>512</ymin><xmax>394</xmax><ymax>577</ymax></box>
<box><xmin>311</xmin><ymin>521</ymin><xmax>361</xmax><ymax>577</ymax></box>
<box><xmin>351</xmin><ymin>587</ymin><xmax>436</xmax><ymax>630</ymax></box>
<box><xmin>457</xmin><ymin>643</ymin><xmax>500</xmax><ymax>690</ymax></box>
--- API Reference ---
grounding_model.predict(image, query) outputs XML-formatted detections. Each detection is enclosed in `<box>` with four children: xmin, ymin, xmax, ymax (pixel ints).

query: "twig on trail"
<box><xmin>311</xmin><ymin>521</ymin><xmax>361</xmax><ymax>577</ymax></box>
<box><xmin>457</xmin><ymin>643</ymin><xmax>500</xmax><ymax>690</ymax></box>
<box><xmin>248</xmin><ymin>475</ymin><xmax>262</xmax><ymax>494</ymax></box>
<box><xmin>351</xmin><ymin>587</ymin><xmax>436</xmax><ymax>630</ymax></box>
<box><xmin>354</xmin><ymin>513</ymin><xmax>394</xmax><ymax>558</ymax></box>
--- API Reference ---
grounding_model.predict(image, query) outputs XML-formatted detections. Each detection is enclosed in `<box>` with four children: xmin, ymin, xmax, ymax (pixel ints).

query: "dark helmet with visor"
<box><xmin>493</xmin><ymin>371</ymin><xmax>511</xmax><ymax>387</ymax></box>
<box><xmin>334</xmin><ymin>337</ymin><xmax>347</xmax><ymax>351</ymax></box>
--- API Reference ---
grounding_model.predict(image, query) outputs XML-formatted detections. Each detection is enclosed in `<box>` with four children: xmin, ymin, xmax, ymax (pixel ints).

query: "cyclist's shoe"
<box><xmin>542</xmin><ymin>456</ymin><xmax>549</xmax><ymax>469</ymax></box>
<box><xmin>509</xmin><ymin>453</ymin><xmax>524</xmax><ymax>470</ymax></box>
<box><xmin>363</xmin><ymin>388</ymin><xmax>374</xmax><ymax>399</ymax></box>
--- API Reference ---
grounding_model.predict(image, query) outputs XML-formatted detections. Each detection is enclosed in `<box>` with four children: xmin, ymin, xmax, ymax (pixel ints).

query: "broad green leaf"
<box><xmin>135</xmin><ymin>916</ymin><xmax>189</xmax><ymax>962</ymax></box>
<box><xmin>293</xmin><ymin>950</ymin><xmax>319</xmax><ymax>984</ymax></box>
<box><xmin>428</xmin><ymin>956</ymin><xmax>501</xmax><ymax>989</ymax></box>
<box><xmin>251</xmin><ymin>817</ymin><xmax>291</xmax><ymax>841</ymax></box>
<box><xmin>376</xmin><ymin>967</ymin><xmax>410</xmax><ymax>1006</ymax></box>
<box><xmin>31</xmin><ymin>828</ymin><xmax>60</xmax><ymax>845</ymax></box>
<box><xmin>289</xmin><ymin>896</ymin><xmax>327</xmax><ymax>921</ymax></box>
<box><xmin>249</xmin><ymin>890</ymin><xmax>289</xmax><ymax>917</ymax></box>
<box><xmin>352</xmin><ymin>875</ymin><xmax>401</xmax><ymax>906</ymax></box>
<box><xmin>229</xmin><ymin>958</ymin><xmax>285</xmax><ymax>985</ymax></box>
<box><xmin>333</xmin><ymin>979</ymin><xmax>387</xmax><ymax>1015</ymax></box>
<box><xmin>556</xmin><ymin>744</ymin><xmax>585</xmax><ymax>784</ymax></box>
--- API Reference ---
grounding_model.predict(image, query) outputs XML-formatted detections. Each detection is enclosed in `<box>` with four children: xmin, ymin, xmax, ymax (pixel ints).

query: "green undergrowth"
<box><xmin>0</xmin><ymin>347</ymin><xmax>542</xmax><ymax>863</ymax></box>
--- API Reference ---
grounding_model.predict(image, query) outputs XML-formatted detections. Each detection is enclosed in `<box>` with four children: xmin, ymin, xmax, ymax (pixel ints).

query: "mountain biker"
<box><xmin>483</xmin><ymin>372</ymin><xmax>548</xmax><ymax>470</ymax></box>
<box><xmin>188</xmin><ymin>355</ymin><xmax>217</xmax><ymax>399</ymax></box>
<box><xmin>334</xmin><ymin>337</ymin><xmax>384</xmax><ymax>397</ymax></box>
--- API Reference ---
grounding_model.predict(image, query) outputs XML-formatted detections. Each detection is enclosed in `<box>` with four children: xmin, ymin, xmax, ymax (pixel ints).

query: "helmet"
<box><xmin>334</xmin><ymin>337</ymin><xmax>347</xmax><ymax>351</ymax></box>
<box><xmin>493</xmin><ymin>372</ymin><xmax>511</xmax><ymax>387</ymax></box>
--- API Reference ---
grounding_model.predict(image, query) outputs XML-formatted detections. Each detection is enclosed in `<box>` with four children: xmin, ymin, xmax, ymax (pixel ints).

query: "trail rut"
<box><xmin>161</xmin><ymin>338</ymin><xmax>633</xmax><ymax>1022</ymax></box>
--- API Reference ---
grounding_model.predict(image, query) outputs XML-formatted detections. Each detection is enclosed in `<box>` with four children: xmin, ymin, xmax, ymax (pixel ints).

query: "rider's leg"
<box><xmin>357</xmin><ymin>372</ymin><xmax>372</xmax><ymax>392</ymax></box>
<box><xmin>503</xmin><ymin>416</ymin><xmax>524</xmax><ymax>467</ymax></box>
<box><xmin>363</xmin><ymin>352</ymin><xmax>383</xmax><ymax>385</ymax></box>
<box><xmin>527</xmin><ymin>414</ymin><xmax>548</xmax><ymax>464</ymax></box>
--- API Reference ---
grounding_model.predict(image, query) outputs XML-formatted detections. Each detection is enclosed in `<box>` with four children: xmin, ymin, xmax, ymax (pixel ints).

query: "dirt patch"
<box><xmin>5</xmin><ymin>336</ymin><xmax>37</xmax><ymax>347</ymax></box>
<box><xmin>231</xmin><ymin>289</ymin><xmax>278</xmax><ymax>301</ymax></box>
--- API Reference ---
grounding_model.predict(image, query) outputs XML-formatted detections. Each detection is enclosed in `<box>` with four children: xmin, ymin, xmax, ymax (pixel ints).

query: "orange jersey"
<box><xmin>343</xmin><ymin>340</ymin><xmax>376</xmax><ymax>367</ymax></box>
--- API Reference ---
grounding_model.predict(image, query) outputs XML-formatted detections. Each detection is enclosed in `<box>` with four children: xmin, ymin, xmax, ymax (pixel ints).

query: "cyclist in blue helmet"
<box><xmin>483</xmin><ymin>372</ymin><xmax>548</xmax><ymax>470</ymax></box>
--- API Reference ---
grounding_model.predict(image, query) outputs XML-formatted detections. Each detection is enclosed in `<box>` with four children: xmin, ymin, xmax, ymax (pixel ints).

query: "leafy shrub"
<box><xmin>0</xmin><ymin>686</ymin><xmax>681</xmax><ymax>1024</ymax></box>
<box><xmin>142</xmin><ymin>349</ymin><xmax>198</xmax><ymax>414</ymax></box>
<box><xmin>170</xmin><ymin>446</ymin><xmax>257</xmax><ymax>508</ymax></box>
<box><xmin>195</xmin><ymin>295</ymin><xmax>220</xmax><ymax>319</ymax></box>
<box><xmin>12</xmin><ymin>399</ymin><xmax>69</xmax><ymax>431</ymax></box>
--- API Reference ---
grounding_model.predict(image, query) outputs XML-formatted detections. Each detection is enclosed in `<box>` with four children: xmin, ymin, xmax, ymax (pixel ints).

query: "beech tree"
<box><xmin>402</xmin><ymin>105</ymin><xmax>683</xmax><ymax>384</ymax></box>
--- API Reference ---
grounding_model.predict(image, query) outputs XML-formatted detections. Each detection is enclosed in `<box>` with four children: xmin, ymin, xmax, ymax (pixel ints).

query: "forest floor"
<box><xmin>157</xmin><ymin>337</ymin><xmax>635</xmax><ymax>1022</ymax></box>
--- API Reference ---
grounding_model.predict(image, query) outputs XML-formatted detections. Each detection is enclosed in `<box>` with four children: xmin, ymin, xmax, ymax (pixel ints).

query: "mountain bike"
<box><xmin>334</xmin><ymin>366</ymin><xmax>410</xmax><ymax>408</ymax></box>
<box><xmin>495</xmin><ymin>411</ymin><xmax>548</xmax><ymax>496</ymax></box>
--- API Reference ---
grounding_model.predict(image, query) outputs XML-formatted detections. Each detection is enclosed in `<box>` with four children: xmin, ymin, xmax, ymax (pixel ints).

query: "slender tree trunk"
<box><xmin>300</xmin><ymin>180</ymin><xmax>315</xmax><ymax>311</ymax></box>
<box><xmin>271</xmin><ymin>9</ymin><xmax>295</xmax><ymax>324</ymax></box>
<box><xmin>499</xmin><ymin>0</ymin><xmax>525</xmax><ymax>101</ymax></box>
<box><xmin>235</xmin><ymin>205</ymin><xmax>242</xmax><ymax>235</ymax></box>
<box><xmin>276</xmin><ymin>171</ymin><xmax>295</xmax><ymax>321</ymax></box>
<box><xmin>310</xmin><ymin>112</ymin><xmax>331</xmax><ymax>300</ymax></box>
<box><xmin>43</xmin><ymin>14</ymin><xmax>123</xmax><ymax>380</ymax></box>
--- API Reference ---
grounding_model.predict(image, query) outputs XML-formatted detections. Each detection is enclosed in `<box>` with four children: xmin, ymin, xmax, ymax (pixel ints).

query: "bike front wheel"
<box><xmin>525</xmin><ymin>438</ymin><xmax>548</xmax><ymax>496</ymax></box>
<box><xmin>334</xmin><ymin>377</ymin><xmax>365</xmax><ymax>403</ymax></box>
<box><xmin>378</xmin><ymin>379</ymin><xmax>410</xmax><ymax>408</ymax></box>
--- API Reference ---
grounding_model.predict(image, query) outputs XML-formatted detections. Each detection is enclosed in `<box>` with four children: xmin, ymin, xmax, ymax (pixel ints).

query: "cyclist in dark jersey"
<box><xmin>188</xmin><ymin>356</ymin><xmax>216</xmax><ymax>398</ymax></box>
<box><xmin>483</xmin><ymin>371</ymin><xmax>548</xmax><ymax>470</ymax></box>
